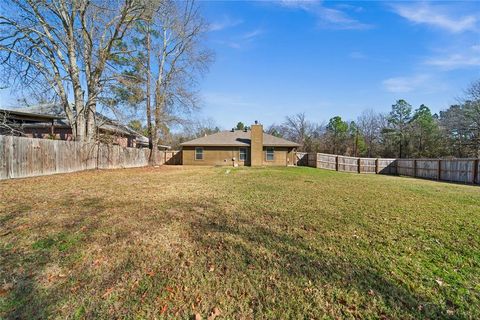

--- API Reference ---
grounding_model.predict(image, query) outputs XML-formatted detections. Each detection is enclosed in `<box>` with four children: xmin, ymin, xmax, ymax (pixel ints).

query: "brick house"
<box><xmin>180</xmin><ymin>122</ymin><xmax>300</xmax><ymax>166</ymax></box>
<box><xmin>0</xmin><ymin>104</ymin><xmax>149</xmax><ymax>148</ymax></box>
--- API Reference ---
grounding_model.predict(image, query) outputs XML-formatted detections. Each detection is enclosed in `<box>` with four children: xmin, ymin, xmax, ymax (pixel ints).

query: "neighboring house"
<box><xmin>180</xmin><ymin>122</ymin><xmax>300</xmax><ymax>166</ymax></box>
<box><xmin>0</xmin><ymin>103</ymin><xmax>152</xmax><ymax>148</ymax></box>
<box><xmin>135</xmin><ymin>135</ymin><xmax>172</xmax><ymax>150</ymax></box>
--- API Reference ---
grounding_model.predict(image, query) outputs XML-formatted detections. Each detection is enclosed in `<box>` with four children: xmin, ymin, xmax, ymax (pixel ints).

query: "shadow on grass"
<box><xmin>0</xmin><ymin>197</ymin><xmax>105</xmax><ymax>319</ymax></box>
<box><xmin>0</xmin><ymin>193</ymin><xmax>462</xmax><ymax>319</ymax></box>
<box><xmin>1</xmin><ymin>195</ymin><xmax>191</xmax><ymax>319</ymax></box>
<box><xmin>184</xmin><ymin>205</ymin><xmax>451</xmax><ymax>319</ymax></box>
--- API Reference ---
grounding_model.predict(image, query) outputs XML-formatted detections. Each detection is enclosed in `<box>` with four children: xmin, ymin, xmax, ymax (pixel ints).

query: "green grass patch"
<box><xmin>0</xmin><ymin>166</ymin><xmax>479</xmax><ymax>319</ymax></box>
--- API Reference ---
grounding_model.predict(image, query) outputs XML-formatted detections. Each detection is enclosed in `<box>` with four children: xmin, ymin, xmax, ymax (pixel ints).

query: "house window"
<box><xmin>266</xmin><ymin>147</ymin><xmax>274</xmax><ymax>161</ymax></box>
<box><xmin>239</xmin><ymin>148</ymin><xmax>247</xmax><ymax>161</ymax></box>
<box><xmin>195</xmin><ymin>147</ymin><xmax>203</xmax><ymax>160</ymax></box>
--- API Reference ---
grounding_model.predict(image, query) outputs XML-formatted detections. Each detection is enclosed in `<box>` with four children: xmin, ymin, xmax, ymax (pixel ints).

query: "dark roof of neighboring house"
<box><xmin>1</xmin><ymin>104</ymin><xmax>146</xmax><ymax>138</ymax></box>
<box><xmin>180</xmin><ymin>129</ymin><xmax>301</xmax><ymax>147</ymax></box>
<box><xmin>0</xmin><ymin>108</ymin><xmax>64</xmax><ymax>121</ymax></box>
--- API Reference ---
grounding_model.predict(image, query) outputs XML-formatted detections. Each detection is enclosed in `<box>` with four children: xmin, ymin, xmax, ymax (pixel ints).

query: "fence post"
<box><xmin>413</xmin><ymin>159</ymin><xmax>417</xmax><ymax>177</ymax></box>
<box><xmin>357</xmin><ymin>158</ymin><xmax>361</xmax><ymax>174</ymax></box>
<box><xmin>375</xmin><ymin>158</ymin><xmax>379</xmax><ymax>174</ymax></box>
<box><xmin>335</xmin><ymin>155</ymin><xmax>339</xmax><ymax>171</ymax></box>
<box><xmin>473</xmin><ymin>159</ymin><xmax>478</xmax><ymax>184</ymax></box>
<box><xmin>437</xmin><ymin>159</ymin><xmax>441</xmax><ymax>181</ymax></box>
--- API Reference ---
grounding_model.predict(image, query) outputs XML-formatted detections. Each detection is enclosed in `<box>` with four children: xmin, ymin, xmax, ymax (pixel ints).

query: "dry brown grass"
<box><xmin>1</xmin><ymin>166</ymin><xmax>479</xmax><ymax>319</ymax></box>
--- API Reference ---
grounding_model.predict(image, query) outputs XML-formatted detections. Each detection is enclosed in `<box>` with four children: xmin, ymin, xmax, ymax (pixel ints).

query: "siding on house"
<box><xmin>261</xmin><ymin>147</ymin><xmax>295</xmax><ymax>166</ymax></box>
<box><xmin>182</xmin><ymin>146</ymin><xmax>251</xmax><ymax>166</ymax></box>
<box><xmin>180</xmin><ymin>123</ymin><xmax>300</xmax><ymax>167</ymax></box>
<box><xmin>182</xmin><ymin>146</ymin><xmax>296</xmax><ymax>166</ymax></box>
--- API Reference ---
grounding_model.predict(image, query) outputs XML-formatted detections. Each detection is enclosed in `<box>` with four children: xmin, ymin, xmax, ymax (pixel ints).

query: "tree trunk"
<box><xmin>86</xmin><ymin>101</ymin><xmax>96</xmax><ymax>144</ymax></box>
<box><xmin>146</xmin><ymin>24</ymin><xmax>153</xmax><ymax>152</ymax></box>
<box><xmin>75</xmin><ymin>104</ymin><xmax>86</xmax><ymax>142</ymax></box>
<box><xmin>151</xmin><ymin>92</ymin><xmax>163</xmax><ymax>166</ymax></box>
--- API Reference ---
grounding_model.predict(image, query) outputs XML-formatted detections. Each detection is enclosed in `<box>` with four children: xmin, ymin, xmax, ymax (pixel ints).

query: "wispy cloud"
<box><xmin>209</xmin><ymin>15</ymin><xmax>243</xmax><ymax>32</ymax></box>
<box><xmin>382</xmin><ymin>74</ymin><xmax>430</xmax><ymax>93</ymax></box>
<box><xmin>424</xmin><ymin>45</ymin><xmax>480</xmax><ymax>70</ymax></box>
<box><xmin>218</xmin><ymin>28</ymin><xmax>265</xmax><ymax>50</ymax></box>
<box><xmin>278</xmin><ymin>0</ymin><xmax>372</xmax><ymax>30</ymax></box>
<box><xmin>392</xmin><ymin>3</ymin><xmax>478</xmax><ymax>33</ymax></box>
<box><xmin>426</xmin><ymin>54</ymin><xmax>480</xmax><ymax>70</ymax></box>
<box><xmin>242</xmin><ymin>28</ymin><xmax>264</xmax><ymax>40</ymax></box>
<box><xmin>349</xmin><ymin>51</ymin><xmax>367</xmax><ymax>60</ymax></box>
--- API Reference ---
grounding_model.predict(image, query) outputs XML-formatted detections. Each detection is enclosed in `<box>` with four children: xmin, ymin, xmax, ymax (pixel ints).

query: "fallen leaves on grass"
<box><xmin>435</xmin><ymin>279</ymin><xmax>445</xmax><ymax>287</ymax></box>
<box><xmin>207</xmin><ymin>307</ymin><xmax>221</xmax><ymax>320</ymax></box>
<box><xmin>102</xmin><ymin>287</ymin><xmax>114</xmax><ymax>298</ymax></box>
<box><xmin>0</xmin><ymin>282</ymin><xmax>14</xmax><ymax>296</ymax></box>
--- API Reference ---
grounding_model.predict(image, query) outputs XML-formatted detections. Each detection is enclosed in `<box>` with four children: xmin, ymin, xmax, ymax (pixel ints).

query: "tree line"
<box><xmin>267</xmin><ymin>80</ymin><xmax>480</xmax><ymax>159</ymax></box>
<box><xmin>1</xmin><ymin>1</ymin><xmax>479</xmax><ymax>161</ymax></box>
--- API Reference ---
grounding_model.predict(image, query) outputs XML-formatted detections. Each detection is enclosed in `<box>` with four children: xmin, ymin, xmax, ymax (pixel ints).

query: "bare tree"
<box><xmin>0</xmin><ymin>0</ymin><xmax>145</xmax><ymax>143</ymax></box>
<box><xmin>165</xmin><ymin>117</ymin><xmax>220</xmax><ymax>149</ymax></box>
<box><xmin>113</xmin><ymin>0</ymin><xmax>212</xmax><ymax>164</ymax></box>
<box><xmin>439</xmin><ymin>79</ymin><xmax>480</xmax><ymax>157</ymax></box>
<box><xmin>0</xmin><ymin>110</ymin><xmax>25</xmax><ymax>136</ymax></box>
<box><xmin>148</xmin><ymin>0</ymin><xmax>212</xmax><ymax>164</ymax></box>
<box><xmin>278</xmin><ymin>113</ymin><xmax>317</xmax><ymax>151</ymax></box>
<box><xmin>357</xmin><ymin>109</ymin><xmax>385</xmax><ymax>157</ymax></box>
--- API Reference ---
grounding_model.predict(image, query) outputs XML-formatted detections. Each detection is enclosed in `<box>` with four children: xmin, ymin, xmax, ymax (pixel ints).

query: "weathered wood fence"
<box><xmin>298</xmin><ymin>152</ymin><xmax>480</xmax><ymax>185</ymax></box>
<box><xmin>165</xmin><ymin>150</ymin><xmax>182</xmax><ymax>165</ymax></box>
<box><xmin>0</xmin><ymin>135</ymin><xmax>172</xmax><ymax>180</ymax></box>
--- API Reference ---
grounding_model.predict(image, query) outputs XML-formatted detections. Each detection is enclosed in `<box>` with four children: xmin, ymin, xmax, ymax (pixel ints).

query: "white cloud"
<box><xmin>425</xmin><ymin>54</ymin><xmax>480</xmax><ymax>70</ymax></box>
<box><xmin>277</xmin><ymin>0</ymin><xmax>372</xmax><ymax>30</ymax></box>
<box><xmin>349</xmin><ymin>51</ymin><xmax>367</xmax><ymax>59</ymax></box>
<box><xmin>382</xmin><ymin>74</ymin><xmax>430</xmax><ymax>93</ymax></box>
<box><xmin>217</xmin><ymin>28</ymin><xmax>265</xmax><ymax>50</ymax></box>
<box><xmin>242</xmin><ymin>28</ymin><xmax>264</xmax><ymax>40</ymax></box>
<box><xmin>209</xmin><ymin>15</ymin><xmax>243</xmax><ymax>32</ymax></box>
<box><xmin>279</xmin><ymin>0</ymin><xmax>321</xmax><ymax>10</ymax></box>
<box><xmin>392</xmin><ymin>3</ymin><xmax>478</xmax><ymax>33</ymax></box>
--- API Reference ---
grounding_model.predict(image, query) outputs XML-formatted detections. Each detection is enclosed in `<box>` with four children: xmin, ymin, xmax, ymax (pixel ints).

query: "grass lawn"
<box><xmin>1</xmin><ymin>166</ymin><xmax>479</xmax><ymax>319</ymax></box>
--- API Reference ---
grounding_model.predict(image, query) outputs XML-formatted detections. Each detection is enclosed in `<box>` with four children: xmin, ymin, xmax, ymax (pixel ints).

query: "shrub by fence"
<box><xmin>0</xmin><ymin>135</ymin><xmax>177</xmax><ymax>180</ymax></box>
<box><xmin>299</xmin><ymin>152</ymin><xmax>480</xmax><ymax>185</ymax></box>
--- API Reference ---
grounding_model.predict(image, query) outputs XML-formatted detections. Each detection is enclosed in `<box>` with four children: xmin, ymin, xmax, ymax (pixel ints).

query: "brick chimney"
<box><xmin>250</xmin><ymin>121</ymin><xmax>263</xmax><ymax>166</ymax></box>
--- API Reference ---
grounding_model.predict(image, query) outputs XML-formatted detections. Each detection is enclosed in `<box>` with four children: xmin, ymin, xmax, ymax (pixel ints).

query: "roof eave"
<box><xmin>264</xmin><ymin>144</ymin><xmax>301</xmax><ymax>147</ymax></box>
<box><xmin>180</xmin><ymin>143</ymin><xmax>250</xmax><ymax>147</ymax></box>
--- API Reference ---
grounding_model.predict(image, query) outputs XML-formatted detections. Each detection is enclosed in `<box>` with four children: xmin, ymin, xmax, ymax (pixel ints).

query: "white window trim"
<box><xmin>195</xmin><ymin>147</ymin><xmax>204</xmax><ymax>160</ymax></box>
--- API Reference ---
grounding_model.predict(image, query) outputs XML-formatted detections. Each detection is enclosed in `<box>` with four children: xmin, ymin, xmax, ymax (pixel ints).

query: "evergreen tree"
<box><xmin>410</xmin><ymin>105</ymin><xmax>441</xmax><ymax>157</ymax></box>
<box><xmin>384</xmin><ymin>100</ymin><xmax>412</xmax><ymax>158</ymax></box>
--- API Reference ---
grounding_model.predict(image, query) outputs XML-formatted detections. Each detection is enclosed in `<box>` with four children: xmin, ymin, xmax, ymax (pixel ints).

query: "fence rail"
<box><xmin>299</xmin><ymin>152</ymin><xmax>480</xmax><ymax>185</ymax></box>
<box><xmin>0</xmin><ymin>135</ymin><xmax>176</xmax><ymax>180</ymax></box>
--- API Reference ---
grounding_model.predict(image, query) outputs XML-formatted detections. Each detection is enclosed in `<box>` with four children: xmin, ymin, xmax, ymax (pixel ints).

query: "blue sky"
<box><xmin>1</xmin><ymin>1</ymin><xmax>479</xmax><ymax>129</ymax></box>
<box><xmin>197</xmin><ymin>0</ymin><xmax>480</xmax><ymax>128</ymax></box>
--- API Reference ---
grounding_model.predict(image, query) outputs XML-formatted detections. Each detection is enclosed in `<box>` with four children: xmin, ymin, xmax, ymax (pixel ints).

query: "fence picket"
<box><xmin>0</xmin><ymin>135</ymin><xmax>181</xmax><ymax>180</ymax></box>
<box><xmin>297</xmin><ymin>152</ymin><xmax>479</xmax><ymax>185</ymax></box>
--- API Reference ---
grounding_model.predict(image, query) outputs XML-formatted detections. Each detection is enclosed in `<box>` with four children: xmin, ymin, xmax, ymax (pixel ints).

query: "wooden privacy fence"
<box><xmin>0</xmin><ymin>135</ymin><xmax>168</xmax><ymax>180</ymax></box>
<box><xmin>299</xmin><ymin>152</ymin><xmax>480</xmax><ymax>185</ymax></box>
<box><xmin>165</xmin><ymin>150</ymin><xmax>182</xmax><ymax>165</ymax></box>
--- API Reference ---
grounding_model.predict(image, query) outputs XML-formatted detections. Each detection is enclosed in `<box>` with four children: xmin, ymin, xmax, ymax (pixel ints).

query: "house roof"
<box><xmin>2</xmin><ymin>104</ymin><xmax>147</xmax><ymax>139</ymax></box>
<box><xmin>180</xmin><ymin>129</ymin><xmax>301</xmax><ymax>147</ymax></box>
<box><xmin>0</xmin><ymin>108</ymin><xmax>64</xmax><ymax>121</ymax></box>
